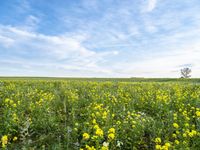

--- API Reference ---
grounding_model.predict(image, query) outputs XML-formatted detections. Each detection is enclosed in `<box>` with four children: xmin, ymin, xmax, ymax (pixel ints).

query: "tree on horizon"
<box><xmin>181</xmin><ymin>67</ymin><xmax>191</xmax><ymax>78</ymax></box>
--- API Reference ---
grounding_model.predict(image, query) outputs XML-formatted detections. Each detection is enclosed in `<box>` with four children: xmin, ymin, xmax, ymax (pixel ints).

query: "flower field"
<box><xmin>0</xmin><ymin>80</ymin><xmax>200</xmax><ymax>150</ymax></box>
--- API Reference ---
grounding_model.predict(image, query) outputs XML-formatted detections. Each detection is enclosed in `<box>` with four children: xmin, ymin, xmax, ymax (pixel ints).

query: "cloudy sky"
<box><xmin>0</xmin><ymin>0</ymin><xmax>200</xmax><ymax>77</ymax></box>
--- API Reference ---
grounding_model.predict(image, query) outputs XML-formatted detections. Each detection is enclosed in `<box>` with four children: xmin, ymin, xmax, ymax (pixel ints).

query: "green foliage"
<box><xmin>0</xmin><ymin>80</ymin><xmax>200</xmax><ymax>149</ymax></box>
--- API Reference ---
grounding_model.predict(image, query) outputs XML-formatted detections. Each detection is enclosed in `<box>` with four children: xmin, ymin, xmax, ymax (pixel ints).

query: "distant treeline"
<box><xmin>0</xmin><ymin>77</ymin><xmax>200</xmax><ymax>83</ymax></box>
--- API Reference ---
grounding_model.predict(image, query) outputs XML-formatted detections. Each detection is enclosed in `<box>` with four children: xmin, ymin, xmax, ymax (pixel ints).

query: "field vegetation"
<box><xmin>0</xmin><ymin>78</ymin><xmax>200</xmax><ymax>149</ymax></box>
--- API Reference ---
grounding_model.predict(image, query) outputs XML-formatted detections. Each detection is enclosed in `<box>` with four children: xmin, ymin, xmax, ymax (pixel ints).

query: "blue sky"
<box><xmin>0</xmin><ymin>0</ymin><xmax>200</xmax><ymax>77</ymax></box>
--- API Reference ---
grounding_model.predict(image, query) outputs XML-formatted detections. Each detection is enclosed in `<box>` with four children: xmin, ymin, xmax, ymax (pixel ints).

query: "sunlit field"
<box><xmin>0</xmin><ymin>78</ymin><xmax>200</xmax><ymax>149</ymax></box>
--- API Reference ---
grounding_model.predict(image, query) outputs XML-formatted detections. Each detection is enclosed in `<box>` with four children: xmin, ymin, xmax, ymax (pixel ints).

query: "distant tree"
<box><xmin>181</xmin><ymin>67</ymin><xmax>191</xmax><ymax>78</ymax></box>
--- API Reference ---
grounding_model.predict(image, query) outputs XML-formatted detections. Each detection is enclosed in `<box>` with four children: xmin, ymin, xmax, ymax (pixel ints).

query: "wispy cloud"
<box><xmin>0</xmin><ymin>35</ymin><xmax>14</xmax><ymax>47</ymax></box>
<box><xmin>0</xmin><ymin>0</ymin><xmax>200</xmax><ymax>77</ymax></box>
<box><xmin>141</xmin><ymin>0</ymin><xmax>157</xmax><ymax>13</ymax></box>
<box><xmin>147</xmin><ymin>0</ymin><xmax>157</xmax><ymax>12</ymax></box>
<box><xmin>0</xmin><ymin>24</ymin><xmax>118</xmax><ymax>76</ymax></box>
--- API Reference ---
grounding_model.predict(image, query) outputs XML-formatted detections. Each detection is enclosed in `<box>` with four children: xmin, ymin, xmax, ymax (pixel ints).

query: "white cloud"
<box><xmin>0</xmin><ymin>24</ymin><xmax>119</xmax><ymax>77</ymax></box>
<box><xmin>110</xmin><ymin>42</ymin><xmax>200</xmax><ymax>77</ymax></box>
<box><xmin>0</xmin><ymin>35</ymin><xmax>14</xmax><ymax>47</ymax></box>
<box><xmin>141</xmin><ymin>0</ymin><xmax>157</xmax><ymax>13</ymax></box>
<box><xmin>147</xmin><ymin>0</ymin><xmax>157</xmax><ymax>12</ymax></box>
<box><xmin>1</xmin><ymin>0</ymin><xmax>200</xmax><ymax>77</ymax></box>
<box><xmin>0</xmin><ymin>25</ymin><xmax>94</xmax><ymax>57</ymax></box>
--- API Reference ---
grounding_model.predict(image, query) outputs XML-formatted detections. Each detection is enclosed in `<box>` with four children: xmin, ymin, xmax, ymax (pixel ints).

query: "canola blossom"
<box><xmin>1</xmin><ymin>135</ymin><xmax>8</xmax><ymax>148</ymax></box>
<box><xmin>0</xmin><ymin>80</ymin><xmax>200</xmax><ymax>149</ymax></box>
<box><xmin>83</xmin><ymin>133</ymin><xmax>90</xmax><ymax>140</ymax></box>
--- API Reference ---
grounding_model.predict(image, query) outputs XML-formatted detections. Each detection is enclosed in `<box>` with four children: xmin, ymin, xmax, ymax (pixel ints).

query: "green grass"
<box><xmin>0</xmin><ymin>79</ymin><xmax>200</xmax><ymax>149</ymax></box>
<box><xmin>0</xmin><ymin>77</ymin><xmax>200</xmax><ymax>83</ymax></box>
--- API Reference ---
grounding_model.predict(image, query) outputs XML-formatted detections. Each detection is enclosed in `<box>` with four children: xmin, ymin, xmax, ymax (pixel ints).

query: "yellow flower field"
<box><xmin>0</xmin><ymin>80</ymin><xmax>200</xmax><ymax>149</ymax></box>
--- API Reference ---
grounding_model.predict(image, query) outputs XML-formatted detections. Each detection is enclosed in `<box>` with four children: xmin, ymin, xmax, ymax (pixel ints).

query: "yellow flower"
<box><xmin>92</xmin><ymin>119</ymin><xmax>97</xmax><ymax>124</ymax></box>
<box><xmin>173</xmin><ymin>123</ymin><xmax>179</xmax><ymax>129</ymax></box>
<box><xmin>183</xmin><ymin>133</ymin><xmax>187</xmax><ymax>137</ymax></box>
<box><xmin>96</xmin><ymin>128</ymin><xmax>104</xmax><ymax>137</ymax></box>
<box><xmin>1</xmin><ymin>135</ymin><xmax>8</xmax><ymax>148</ymax></box>
<box><xmin>102</xmin><ymin>111</ymin><xmax>107</xmax><ymax>119</ymax></box>
<box><xmin>161</xmin><ymin>145</ymin><xmax>169</xmax><ymax>150</ymax></box>
<box><xmin>191</xmin><ymin>130</ymin><xmax>197</xmax><ymax>135</ymax></box>
<box><xmin>86</xmin><ymin>145</ymin><xmax>90</xmax><ymax>149</ymax></box>
<box><xmin>108</xmin><ymin>133</ymin><xmax>115</xmax><ymax>140</ymax></box>
<box><xmin>13</xmin><ymin>136</ymin><xmax>17</xmax><ymax>141</ymax></box>
<box><xmin>96</xmin><ymin>112</ymin><xmax>100</xmax><ymax>116</ymax></box>
<box><xmin>184</xmin><ymin>123</ymin><xmax>189</xmax><ymax>127</ymax></box>
<box><xmin>12</xmin><ymin>113</ymin><xmax>18</xmax><ymax>122</ymax></box>
<box><xmin>108</xmin><ymin>128</ymin><xmax>115</xmax><ymax>134</ymax></box>
<box><xmin>155</xmin><ymin>137</ymin><xmax>161</xmax><ymax>144</ymax></box>
<box><xmin>101</xmin><ymin>146</ymin><xmax>109</xmax><ymax>150</ymax></box>
<box><xmin>94</xmin><ymin>125</ymin><xmax>99</xmax><ymax>130</ymax></box>
<box><xmin>196</xmin><ymin>111</ymin><xmax>200</xmax><ymax>117</ymax></box>
<box><xmin>188</xmin><ymin>130</ymin><xmax>197</xmax><ymax>137</ymax></box>
<box><xmin>155</xmin><ymin>144</ymin><xmax>162</xmax><ymax>150</ymax></box>
<box><xmin>164</xmin><ymin>142</ymin><xmax>171</xmax><ymax>147</ymax></box>
<box><xmin>86</xmin><ymin>145</ymin><xmax>96</xmax><ymax>150</ymax></box>
<box><xmin>5</xmin><ymin>98</ymin><xmax>9</xmax><ymax>103</ymax></box>
<box><xmin>172</xmin><ymin>133</ymin><xmax>177</xmax><ymax>138</ymax></box>
<box><xmin>116</xmin><ymin>121</ymin><xmax>121</xmax><ymax>125</ymax></box>
<box><xmin>175</xmin><ymin>140</ymin><xmax>179</xmax><ymax>145</ymax></box>
<box><xmin>83</xmin><ymin>133</ymin><xmax>90</xmax><ymax>140</ymax></box>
